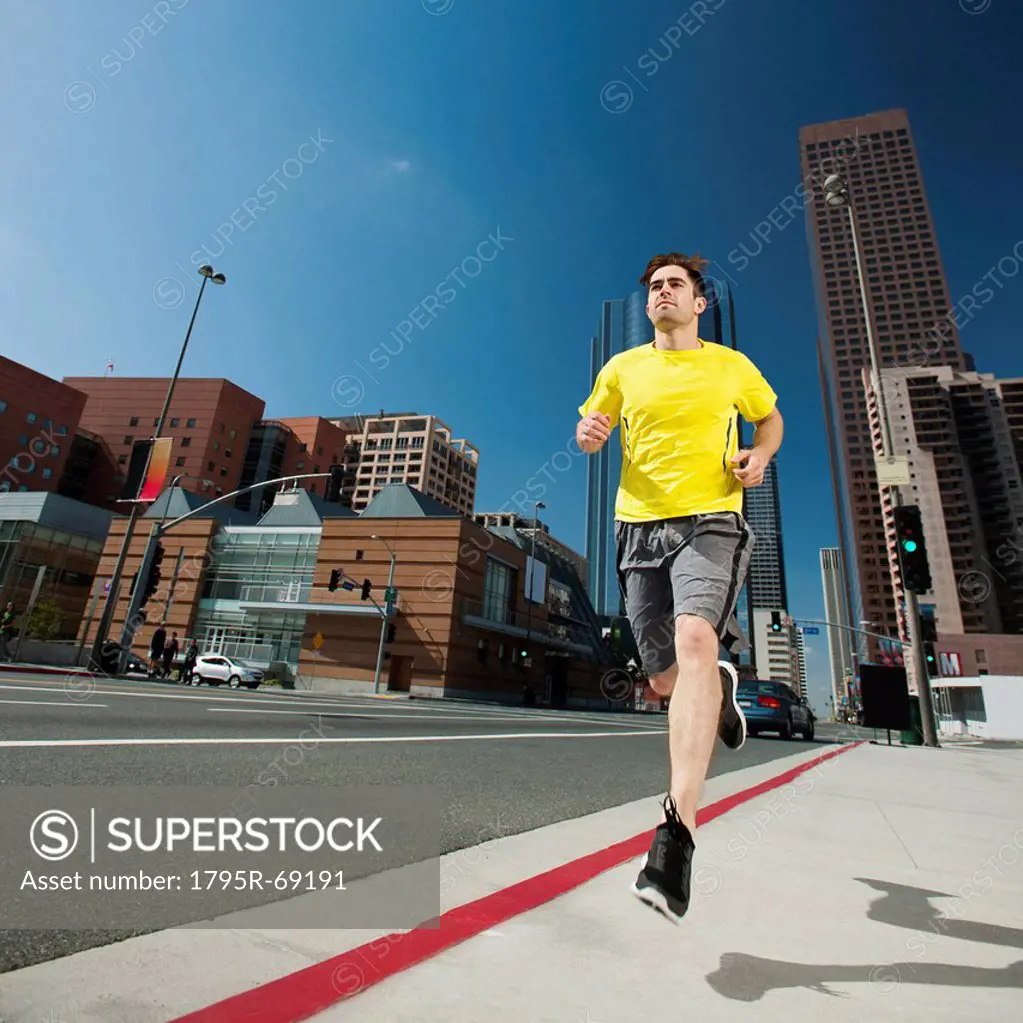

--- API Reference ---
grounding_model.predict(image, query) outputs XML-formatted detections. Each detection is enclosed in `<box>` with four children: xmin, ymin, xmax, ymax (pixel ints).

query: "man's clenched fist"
<box><xmin>577</xmin><ymin>412</ymin><xmax>612</xmax><ymax>453</ymax></box>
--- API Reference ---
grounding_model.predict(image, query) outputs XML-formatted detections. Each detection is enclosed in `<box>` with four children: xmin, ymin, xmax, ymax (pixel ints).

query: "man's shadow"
<box><xmin>706</xmin><ymin>877</ymin><xmax>1023</xmax><ymax>1001</ymax></box>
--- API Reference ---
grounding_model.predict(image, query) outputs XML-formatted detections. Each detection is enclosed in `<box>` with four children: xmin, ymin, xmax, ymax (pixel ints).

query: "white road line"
<box><xmin>0</xmin><ymin>681</ymin><xmax>403</xmax><ymax>711</ymax></box>
<box><xmin>203</xmin><ymin>706</ymin><xmax>661</xmax><ymax>726</ymax></box>
<box><xmin>0</xmin><ymin>699</ymin><xmax>108</xmax><ymax>708</ymax></box>
<box><xmin>0</xmin><ymin>730</ymin><xmax>665</xmax><ymax>749</ymax></box>
<box><xmin>0</xmin><ymin>681</ymin><xmax>655</xmax><ymax>726</ymax></box>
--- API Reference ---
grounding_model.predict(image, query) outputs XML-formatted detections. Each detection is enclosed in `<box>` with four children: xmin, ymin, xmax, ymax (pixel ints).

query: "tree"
<box><xmin>26</xmin><ymin>599</ymin><xmax>64</xmax><ymax>642</ymax></box>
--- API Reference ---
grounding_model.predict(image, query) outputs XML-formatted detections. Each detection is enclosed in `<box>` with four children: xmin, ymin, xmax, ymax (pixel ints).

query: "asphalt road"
<box><xmin>0</xmin><ymin>670</ymin><xmax>863</xmax><ymax>974</ymax></box>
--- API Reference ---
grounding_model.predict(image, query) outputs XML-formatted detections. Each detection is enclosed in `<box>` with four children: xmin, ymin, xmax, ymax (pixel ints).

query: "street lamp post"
<box><xmin>523</xmin><ymin>501</ymin><xmax>546</xmax><ymax>665</ymax></box>
<box><xmin>370</xmin><ymin>534</ymin><xmax>397</xmax><ymax>695</ymax></box>
<box><xmin>88</xmin><ymin>265</ymin><xmax>226</xmax><ymax>671</ymax></box>
<box><xmin>823</xmin><ymin>174</ymin><xmax>938</xmax><ymax>747</ymax></box>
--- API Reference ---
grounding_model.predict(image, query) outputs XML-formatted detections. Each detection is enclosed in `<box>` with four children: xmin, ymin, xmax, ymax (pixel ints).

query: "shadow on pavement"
<box><xmin>706</xmin><ymin>878</ymin><xmax>1023</xmax><ymax>1001</ymax></box>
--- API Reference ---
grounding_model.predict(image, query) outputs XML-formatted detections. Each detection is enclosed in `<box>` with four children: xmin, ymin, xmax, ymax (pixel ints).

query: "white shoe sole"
<box><xmin>629</xmin><ymin>855</ymin><xmax>683</xmax><ymax>924</ymax></box>
<box><xmin>719</xmin><ymin>660</ymin><xmax>747</xmax><ymax>751</ymax></box>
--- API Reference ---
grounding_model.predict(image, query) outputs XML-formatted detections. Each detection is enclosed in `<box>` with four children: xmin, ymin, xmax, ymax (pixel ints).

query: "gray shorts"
<box><xmin>614</xmin><ymin>512</ymin><xmax>754</xmax><ymax>676</ymax></box>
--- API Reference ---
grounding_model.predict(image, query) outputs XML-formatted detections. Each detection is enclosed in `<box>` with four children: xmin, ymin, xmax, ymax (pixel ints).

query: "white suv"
<box><xmin>191</xmin><ymin>653</ymin><xmax>264</xmax><ymax>689</ymax></box>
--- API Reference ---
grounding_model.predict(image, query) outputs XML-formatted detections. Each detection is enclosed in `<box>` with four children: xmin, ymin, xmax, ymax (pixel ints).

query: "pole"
<box><xmin>524</xmin><ymin>509</ymin><xmax>539</xmax><ymax>656</ymax></box>
<box><xmin>845</xmin><ymin>202</ymin><xmax>938</xmax><ymax>747</ymax></box>
<box><xmin>164</xmin><ymin>547</ymin><xmax>185</xmax><ymax>623</ymax></box>
<box><xmin>12</xmin><ymin>565</ymin><xmax>47</xmax><ymax>662</ymax></box>
<box><xmin>88</xmin><ymin>273</ymin><xmax>211</xmax><ymax>669</ymax></box>
<box><xmin>372</xmin><ymin>551</ymin><xmax>396</xmax><ymax>694</ymax></box>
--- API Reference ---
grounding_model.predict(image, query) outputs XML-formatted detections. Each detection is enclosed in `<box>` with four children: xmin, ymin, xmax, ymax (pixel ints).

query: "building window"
<box><xmin>213</xmin><ymin>442</ymin><xmax>219</xmax><ymax>452</ymax></box>
<box><xmin>225</xmin><ymin>449</ymin><xmax>232</xmax><ymax>459</ymax></box>
<box><xmin>124</xmin><ymin>436</ymin><xmax>133</xmax><ymax>445</ymax></box>
<box><xmin>181</xmin><ymin>437</ymin><xmax>191</xmax><ymax>448</ymax></box>
<box><xmin>482</xmin><ymin>557</ymin><xmax>514</xmax><ymax>623</ymax></box>
<box><xmin>118</xmin><ymin>454</ymin><xmax>127</xmax><ymax>465</ymax></box>
<box><xmin>230</xmin><ymin>429</ymin><xmax>237</xmax><ymax>440</ymax></box>
<box><xmin>49</xmin><ymin>445</ymin><xmax>59</xmax><ymax>456</ymax></box>
<box><xmin>0</xmin><ymin>400</ymin><xmax>6</xmax><ymax>413</ymax></box>
<box><xmin>130</xmin><ymin>417</ymin><xmax>139</xmax><ymax>426</ymax></box>
<box><xmin>208</xmin><ymin>461</ymin><xmax>215</xmax><ymax>471</ymax></box>
<box><xmin>154</xmin><ymin>418</ymin><xmax>159</xmax><ymax>427</ymax></box>
<box><xmin>17</xmin><ymin>433</ymin><xmax>28</xmax><ymax>446</ymax></box>
<box><xmin>187</xmin><ymin>418</ymin><xmax>197</xmax><ymax>428</ymax></box>
<box><xmin>220</xmin><ymin>467</ymin><xmax>228</xmax><ymax>477</ymax></box>
<box><xmin>176</xmin><ymin>457</ymin><xmax>186</xmax><ymax>467</ymax></box>
<box><xmin>170</xmin><ymin>417</ymin><xmax>180</xmax><ymax>428</ymax></box>
<box><xmin>297</xmin><ymin>462</ymin><xmax>305</xmax><ymax>470</ymax></box>
<box><xmin>42</xmin><ymin>468</ymin><xmax>52</xmax><ymax>479</ymax></box>
<box><xmin>26</xmin><ymin>412</ymin><xmax>37</xmax><ymax>423</ymax></box>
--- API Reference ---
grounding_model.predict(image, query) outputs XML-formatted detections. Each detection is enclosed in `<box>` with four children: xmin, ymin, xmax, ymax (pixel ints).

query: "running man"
<box><xmin>576</xmin><ymin>252</ymin><xmax>783</xmax><ymax>923</ymax></box>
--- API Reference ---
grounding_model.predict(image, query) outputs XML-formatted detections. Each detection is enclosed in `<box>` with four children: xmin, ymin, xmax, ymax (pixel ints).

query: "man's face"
<box><xmin>645</xmin><ymin>265</ymin><xmax>706</xmax><ymax>330</ymax></box>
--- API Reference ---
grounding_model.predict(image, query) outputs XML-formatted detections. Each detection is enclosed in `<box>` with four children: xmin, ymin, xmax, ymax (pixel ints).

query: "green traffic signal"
<box><xmin>902</xmin><ymin>539</ymin><xmax>918</xmax><ymax>553</ymax></box>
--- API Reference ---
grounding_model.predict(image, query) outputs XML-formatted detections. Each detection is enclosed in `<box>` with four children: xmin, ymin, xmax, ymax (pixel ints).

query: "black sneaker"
<box><xmin>718</xmin><ymin>660</ymin><xmax>747</xmax><ymax>750</ymax></box>
<box><xmin>630</xmin><ymin>795</ymin><xmax>695</xmax><ymax>923</ymax></box>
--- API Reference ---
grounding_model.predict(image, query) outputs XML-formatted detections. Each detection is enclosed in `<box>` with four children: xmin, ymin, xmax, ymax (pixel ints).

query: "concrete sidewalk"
<box><xmin>2</xmin><ymin>739</ymin><xmax>1021</xmax><ymax>1022</ymax></box>
<box><xmin>293</xmin><ymin>740</ymin><xmax>1023</xmax><ymax>1022</ymax></box>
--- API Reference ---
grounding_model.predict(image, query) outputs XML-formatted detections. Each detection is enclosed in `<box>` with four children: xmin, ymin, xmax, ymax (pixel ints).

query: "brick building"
<box><xmin>80</xmin><ymin>483</ymin><xmax>612</xmax><ymax>705</ymax></box>
<box><xmin>62</xmin><ymin>376</ymin><xmax>266</xmax><ymax>507</ymax></box>
<box><xmin>0</xmin><ymin>357</ymin><xmax>86</xmax><ymax>496</ymax></box>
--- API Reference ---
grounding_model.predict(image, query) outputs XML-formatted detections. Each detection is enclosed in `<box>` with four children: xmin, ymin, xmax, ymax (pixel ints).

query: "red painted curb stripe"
<box><xmin>170</xmin><ymin>741</ymin><xmax>864</xmax><ymax>1023</ymax></box>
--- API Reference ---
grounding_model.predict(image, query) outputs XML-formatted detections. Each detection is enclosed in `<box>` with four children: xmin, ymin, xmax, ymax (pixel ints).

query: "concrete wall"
<box><xmin>932</xmin><ymin>675</ymin><xmax>1023</xmax><ymax>740</ymax></box>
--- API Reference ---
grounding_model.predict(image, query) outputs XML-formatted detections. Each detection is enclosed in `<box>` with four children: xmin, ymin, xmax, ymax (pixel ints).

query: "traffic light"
<box><xmin>893</xmin><ymin>504</ymin><xmax>932</xmax><ymax>594</ymax></box>
<box><xmin>360</xmin><ymin>578</ymin><xmax>372</xmax><ymax>601</ymax></box>
<box><xmin>140</xmin><ymin>542</ymin><xmax>165</xmax><ymax>607</ymax></box>
<box><xmin>924</xmin><ymin>641</ymin><xmax>938</xmax><ymax>677</ymax></box>
<box><xmin>328</xmin><ymin>569</ymin><xmax>342</xmax><ymax>592</ymax></box>
<box><xmin>770</xmin><ymin>611</ymin><xmax>782</xmax><ymax>632</ymax></box>
<box><xmin>919</xmin><ymin>606</ymin><xmax>937</xmax><ymax>643</ymax></box>
<box><xmin>326</xmin><ymin>465</ymin><xmax>344</xmax><ymax>503</ymax></box>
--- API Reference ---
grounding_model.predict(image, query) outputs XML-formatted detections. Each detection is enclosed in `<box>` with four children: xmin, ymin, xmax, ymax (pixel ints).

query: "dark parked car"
<box><xmin>737</xmin><ymin>680</ymin><xmax>815</xmax><ymax>740</ymax></box>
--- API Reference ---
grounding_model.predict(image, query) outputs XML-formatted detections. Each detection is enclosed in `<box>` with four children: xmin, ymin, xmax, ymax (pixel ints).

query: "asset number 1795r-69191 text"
<box><xmin>189</xmin><ymin>869</ymin><xmax>346</xmax><ymax>891</ymax></box>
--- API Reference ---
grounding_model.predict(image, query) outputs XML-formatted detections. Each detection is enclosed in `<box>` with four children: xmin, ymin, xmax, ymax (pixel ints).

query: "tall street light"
<box><xmin>523</xmin><ymin>501</ymin><xmax>546</xmax><ymax>667</ymax></box>
<box><xmin>89</xmin><ymin>264</ymin><xmax>227</xmax><ymax>671</ymax></box>
<box><xmin>823</xmin><ymin>174</ymin><xmax>938</xmax><ymax>746</ymax></box>
<box><xmin>370</xmin><ymin>534</ymin><xmax>397</xmax><ymax>695</ymax></box>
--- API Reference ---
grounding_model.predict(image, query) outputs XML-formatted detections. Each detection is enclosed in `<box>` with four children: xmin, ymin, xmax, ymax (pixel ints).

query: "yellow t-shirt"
<box><xmin>577</xmin><ymin>339</ymin><xmax>778</xmax><ymax>522</ymax></box>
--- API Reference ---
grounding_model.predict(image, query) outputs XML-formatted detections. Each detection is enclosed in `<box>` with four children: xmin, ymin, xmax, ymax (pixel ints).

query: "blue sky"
<box><xmin>2</xmin><ymin>0</ymin><xmax>1021</xmax><ymax>715</ymax></box>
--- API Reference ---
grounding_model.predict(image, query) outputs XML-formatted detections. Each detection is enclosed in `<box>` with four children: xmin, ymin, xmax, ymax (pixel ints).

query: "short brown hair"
<box><xmin>639</xmin><ymin>252</ymin><xmax>710</xmax><ymax>300</ymax></box>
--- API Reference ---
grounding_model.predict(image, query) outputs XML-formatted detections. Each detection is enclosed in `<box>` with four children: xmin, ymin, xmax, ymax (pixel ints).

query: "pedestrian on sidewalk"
<box><xmin>162</xmin><ymin>631</ymin><xmax>179</xmax><ymax>679</ymax></box>
<box><xmin>149</xmin><ymin>622</ymin><xmax>166</xmax><ymax>677</ymax></box>
<box><xmin>180</xmin><ymin>638</ymin><xmax>198</xmax><ymax>684</ymax></box>
<box><xmin>576</xmin><ymin>251</ymin><xmax>784</xmax><ymax>923</ymax></box>
<box><xmin>0</xmin><ymin>602</ymin><xmax>16</xmax><ymax>661</ymax></box>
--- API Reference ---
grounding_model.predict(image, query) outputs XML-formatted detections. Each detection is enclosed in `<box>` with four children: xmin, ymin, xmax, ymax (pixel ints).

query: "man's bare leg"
<box><xmin>658</xmin><ymin>614</ymin><xmax>722</xmax><ymax>835</ymax></box>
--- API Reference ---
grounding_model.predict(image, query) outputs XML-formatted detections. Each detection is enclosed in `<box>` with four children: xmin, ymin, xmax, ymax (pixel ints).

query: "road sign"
<box><xmin>384</xmin><ymin>586</ymin><xmax>397</xmax><ymax>603</ymax></box>
<box><xmin>802</xmin><ymin>626</ymin><xmax>820</xmax><ymax>635</ymax></box>
<box><xmin>312</xmin><ymin>632</ymin><xmax>324</xmax><ymax>651</ymax></box>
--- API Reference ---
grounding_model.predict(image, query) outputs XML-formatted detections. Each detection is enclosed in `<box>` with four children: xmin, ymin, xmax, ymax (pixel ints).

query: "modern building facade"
<box><xmin>870</xmin><ymin>365</ymin><xmax>1023</xmax><ymax>643</ymax></box>
<box><xmin>794</xmin><ymin>627</ymin><xmax>808</xmax><ymax>700</ymax></box>
<box><xmin>63</xmin><ymin>376</ymin><xmax>267</xmax><ymax>507</ymax></box>
<box><xmin>236</xmin><ymin>416</ymin><xmax>350</xmax><ymax>516</ymax></box>
<box><xmin>743</xmin><ymin>460</ymin><xmax>788</xmax><ymax>671</ymax></box>
<box><xmin>474</xmin><ymin>511</ymin><xmax>588</xmax><ymax>589</ymax></box>
<box><xmin>820</xmin><ymin>546</ymin><xmax>854</xmax><ymax>712</ymax></box>
<box><xmin>1</xmin><ymin>358</ymin><xmax>86</xmax><ymax>497</ymax></box>
<box><xmin>328</xmin><ymin>413</ymin><xmax>479</xmax><ymax>516</ymax></box>
<box><xmin>0</xmin><ymin>492</ymin><xmax>115</xmax><ymax>644</ymax></box>
<box><xmin>752</xmin><ymin>608</ymin><xmax>799</xmax><ymax>687</ymax></box>
<box><xmin>802</xmin><ymin>108</ymin><xmax>967</xmax><ymax>652</ymax></box>
<box><xmin>80</xmin><ymin>482</ymin><xmax>612</xmax><ymax>704</ymax></box>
